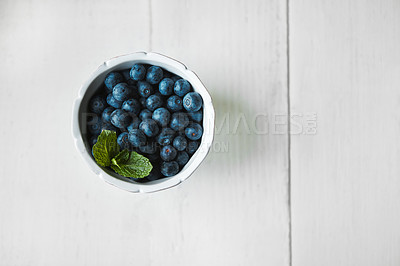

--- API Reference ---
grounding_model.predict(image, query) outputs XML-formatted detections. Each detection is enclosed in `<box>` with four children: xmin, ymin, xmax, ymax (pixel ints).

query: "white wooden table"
<box><xmin>1</xmin><ymin>0</ymin><xmax>399</xmax><ymax>265</ymax></box>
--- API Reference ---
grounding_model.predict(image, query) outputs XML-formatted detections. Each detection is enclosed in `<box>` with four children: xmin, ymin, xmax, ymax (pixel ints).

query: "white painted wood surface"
<box><xmin>0</xmin><ymin>0</ymin><xmax>289</xmax><ymax>265</ymax></box>
<box><xmin>290</xmin><ymin>0</ymin><xmax>400</xmax><ymax>265</ymax></box>
<box><xmin>1</xmin><ymin>0</ymin><xmax>400</xmax><ymax>265</ymax></box>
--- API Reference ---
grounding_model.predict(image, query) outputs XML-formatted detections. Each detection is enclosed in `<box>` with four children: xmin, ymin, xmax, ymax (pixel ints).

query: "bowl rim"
<box><xmin>72</xmin><ymin>51</ymin><xmax>215</xmax><ymax>193</ymax></box>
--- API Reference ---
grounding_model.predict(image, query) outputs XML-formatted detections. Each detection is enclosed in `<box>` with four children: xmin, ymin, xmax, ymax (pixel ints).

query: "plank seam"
<box><xmin>286</xmin><ymin>0</ymin><xmax>292</xmax><ymax>265</ymax></box>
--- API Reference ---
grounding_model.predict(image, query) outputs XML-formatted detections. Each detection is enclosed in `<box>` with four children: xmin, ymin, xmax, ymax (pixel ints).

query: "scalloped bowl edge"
<box><xmin>72</xmin><ymin>52</ymin><xmax>215</xmax><ymax>193</ymax></box>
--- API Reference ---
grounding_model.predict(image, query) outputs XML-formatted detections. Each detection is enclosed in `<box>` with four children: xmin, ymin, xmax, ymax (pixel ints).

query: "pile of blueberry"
<box><xmin>87</xmin><ymin>64</ymin><xmax>203</xmax><ymax>182</ymax></box>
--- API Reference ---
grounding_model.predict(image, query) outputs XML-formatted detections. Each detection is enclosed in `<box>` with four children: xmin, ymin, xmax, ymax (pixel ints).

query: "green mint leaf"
<box><xmin>92</xmin><ymin>130</ymin><xmax>120</xmax><ymax>167</ymax></box>
<box><xmin>110</xmin><ymin>149</ymin><xmax>153</xmax><ymax>178</ymax></box>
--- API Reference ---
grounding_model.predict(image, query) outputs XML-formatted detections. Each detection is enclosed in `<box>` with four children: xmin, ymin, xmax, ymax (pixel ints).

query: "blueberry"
<box><xmin>160</xmin><ymin>145</ymin><xmax>177</xmax><ymax>161</ymax></box>
<box><xmin>139</xmin><ymin>143</ymin><xmax>158</xmax><ymax>154</ymax></box>
<box><xmin>86</xmin><ymin>113</ymin><xmax>100</xmax><ymax>125</ymax></box>
<box><xmin>156</xmin><ymin>128</ymin><xmax>176</xmax><ymax>146</ymax></box>
<box><xmin>139</xmin><ymin>109</ymin><xmax>153</xmax><ymax>120</ymax></box>
<box><xmin>127</xmin><ymin>84</ymin><xmax>139</xmax><ymax>98</ymax></box>
<box><xmin>102</xmin><ymin>106</ymin><xmax>115</xmax><ymax>123</ymax></box>
<box><xmin>159</xmin><ymin>78</ymin><xmax>174</xmax><ymax>96</ymax></box>
<box><xmin>117</xmin><ymin>132</ymin><xmax>131</xmax><ymax>150</ymax></box>
<box><xmin>112</xmin><ymin>83</ymin><xmax>131</xmax><ymax>101</ymax></box>
<box><xmin>101</xmin><ymin>122</ymin><xmax>118</xmax><ymax>132</ymax></box>
<box><xmin>174</xmin><ymin>79</ymin><xmax>191</xmax><ymax>97</ymax></box>
<box><xmin>171</xmin><ymin>75</ymin><xmax>180</xmax><ymax>83</ymax></box>
<box><xmin>173</xmin><ymin>136</ymin><xmax>187</xmax><ymax>151</ymax></box>
<box><xmin>146</xmin><ymin>66</ymin><xmax>163</xmax><ymax>84</ymax></box>
<box><xmin>130</xmin><ymin>64</ymin><xmax>146</xmax><ymax>81</ymax></box>
<box><xmin>176</xmin><ymin>151</ymin><xmax>189</xmax><ymax>166</ymax></box>
<box><xmin>166</xmin><ymin>95</ymin><xmax>183</xmax><ymax>112</ymax></box>
<box><xmin>185</xmin><ymin>123</ymin><xmax>203</xmax><ymax>140</ymax></box>
<box><xmin>186</xmin><ymin>110</ymin><xmax>203</xmax><ymax>122</ymax></box>
<box><xmin>139</xmin><ymin>97</ymin><xmax>147</xmax><ymax>107</ymax></box>
<box><xmin>183</xmin><ymin>92</ymin><xmax>202</xmax><ymax>112</ymax></box>
<box><xmin>121</xmin><ymin>69</ymin><xmax>131</xmax><ymax>81</ymax></box>
<box><xmin>146</xmin><ymin>164</ymin><xmax>161</xmax><ymax>181</ymax></box>
<box><xmin>137</xmin><ymin>81</ymin><xmax>154</xmax><ymax>98</ymax></box>
<box><xmin>110</xmin><ymin>109</ymin><xmax>132</xmax><ymax>129</ymax></box>
<box><xmin>160</xmin><ymin>161</ymin><xmax>179</xmax><ymax>177</ymax></box>
<box><xmin>139</xmin><ymin>119</ymin><xmax>159</xmax><ymax>137</ymax></box>
<box><xmin>89</xmin><ymin>95</ymin><xmax>107</xmax><ymax>114</ymax></box>
<box><xmin>152</xmin><ymin>107</ymin><xmax>171</xmax><ymax>127</ymax></box>
<box><xmin>170</xmin><ymin>112</ymin><xmax>189</xmax><ymax>131</ymax></box>
<box><xmin>146</xmin><ymin>152</ymin><xmax>160</xmax><ymax>162</ymax></box>
<box><xmin>107</xmin><ymin>93</ymin><xmax>122</xmax><ymax>108</ymax></box>
<box><xmin>87</xmin><ymin>115</ymin><xmax>102</xmax><ymax>135</ymax></box>
<box><xmin>129</xmin><ymin>177</ymin><xmax>147</xmax><ymax>183</ymax></box>
<box><xmin>104</xmin><ymin>72</ymin><xmax>124</xmax><ymax>91</ymax></box>
<box><xmin>126</xmin><ymin>79</ymin><xmax>136</xmax><ymax>86</ymax></box>
<box><xmin>146</xmin><ymin>94</ymin><xmax>163</xmax><ymax>111</ymax></box>
<box><xmin>128</xmin><ymin>129</ymin><xmax>147</xmax><ymax>147</ymax></box>
<box><xmin>186</xmin><ymin>141</ymin><xmax>200</xmax><ymax>155</ymax></box>
<box><xmin>122</xmin><ymin>98</ymin><xmax>141</xmax><ymax>115</ymax></box>
<box><xmin>127</xmin><ymin>116</ymin><xmax>141</xmax><ymax>131</ymax></box>
<box><xmin>89</xmin><ymin>135</ymin><xmax>98</xmax><ymax>146</ymax></box>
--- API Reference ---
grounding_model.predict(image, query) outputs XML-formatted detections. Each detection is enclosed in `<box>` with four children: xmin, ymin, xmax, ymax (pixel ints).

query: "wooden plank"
<box><xmin>290</xmin><ymin>0</ymin><xmax>400</xmax><ymax>265</ymax></box>
<box><xmin>0</xmin><ymin>0</ymin><xmax>290</xmax><ymax>265</ymax></box>
<box><xmin>150</xmin><ymin>0</ymin><xmax>290</xmax><ymax>265</ymax></box>
<box><xmin>0</xmin><ymin>0</ymin><xmax>152</xmax><ymax>265</ymax></box>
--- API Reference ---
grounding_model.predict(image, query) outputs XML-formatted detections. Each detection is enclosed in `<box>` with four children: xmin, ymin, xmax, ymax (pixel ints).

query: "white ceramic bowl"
<box><xmin>72</xmin><ymin>52</ymin><xmax>215</xmax><ymax>193</ymax></box>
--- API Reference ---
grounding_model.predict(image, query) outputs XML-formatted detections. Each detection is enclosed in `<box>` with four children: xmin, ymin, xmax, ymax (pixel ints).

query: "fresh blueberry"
<box><xmin>101</xmin><ymin>122</ymin><xmax>118</xmax><ymax>132</ymax></box>
<box><xmin>107</xmin><ymin>93</ymin><xmax>122</xmax><ymax>108</ymax></box>
<box><xmin>139</xmin><ymin>143</ymin><xmax>158</xmax><ymax>154</ymax></box>
<box><xmin>139</xmin><ymin>97</ymin><xmax>147</xmax><ymax>107</ymax></box>
<box><xmin>104</xmin><ymin>72</ymin><xmax>124</xmax><ymax>91</ymax></box>
<box><xmin>89</xmin><ymin>135</ymin><xmax>98</xmax><ymax>146</ymax></box>
<box><xmin>173</xmin><ymin>136</ymin><xmax>187</xmax><ymax>151</ymax></box>
<box><xmin>186</xmin><ymin>141</ymin><xmax>200</xmax><ymax>155</ymax></box>
<box><xmin>146</xmin><ymin>165</ymin><xmax>161</xmax><ymax>181</ymax></box>
<box><xmin>186</xmin><ymin>110</ymin><xmax>203</xmax><ymax>122</ymax></box>
<box><xmin>146</xmin><ymin>94</ymin><xmax>163</xmax><ymax>111</ymax></box>
<box><xmin>146</xmin><ymin>66</ymin><xmax>163</xmax><ymax>84</ymax></box>
<box><xmin>89</xmin><ymin>95</ymin><xmax>107</xmax><ymax>114</ymax></box>
<box><xmin>122</xmin><ymin>98</ymin><xmax>141</xmax><ymax>115</ymax></box>
<box><xmin>127</xmin><ymin>79</ymin><xmax>136</xmax><ymax>86</ymax></box>
<box><xmin>137</xmin><ymin>81</ymin><xmax>154</xmax><ymax>98</ymax></box>
<box><xmin>166</xmin><ymin>95</ymin><xmax>183</xmax><ymax>112</ymax></box>
<box><xmin>139</xmin><ymin>109</ymin><xmax>153</xmax><ymax>121</ymax></box>
<box><xmin>176</xmin><ymin>151</ymin><xmax>189</xmax><ymax>166</ymax></box>
<box><xmin>128</xmin><ymin>129</ymin><xmax>147</xmax><ymax>147</ymax></box>
<box><xmin>171</xmin><ymin>75</ymin><xmax>180</xmax><ymax>83</ymax></box>
<box><xmin>152</xmin><ymin>107</ymin><xmax>171</xmax><ymax>127</ymax></box>
<box><xmin>130</xmin><ymin>64</ymin><xmax>146</xmax><ymax>81</ymax></box>
<box><xmin>121</xmin><ymin>70</ymin><xmax>131</xmax><ymax>81</ymax></box>
<box><xmin>160</xmin><ymin>145</ymin><xmax>177</xmax><ymax>161</ymax></box>
<box><xmin>170</xmin><ymin>112</ymin><xmax>189</xmax><ymax>131</ymax></box>
<box><xmin>117</xmin><ymin>132</ymin><xmax>131</xmax><ymax>150</ymax></box>
<box><xmin>110</xmin><ymin>109</ymin><xmax>132</xmax><ymax>129</ymax></box>
<box><xmin>185</xmin><ymin>123</ymin><xmax>203</xmax><ymax>140</ymax></box>
<box><xmin>112</xmin><ymin>83</ymin><xmax>131</xmax><ymax>101</ymax></box>
<box><xmin>87</xmin><ymin>115</ymin><xmax>102</xmax><ymax>135</ymax></box>
<box><xmin>139</xmin><ymin>119</ymin><xmax>159</xmax><ymax>137</ymax></box>
<box><xmin>183</xmin><ymin>92</ymin><xmax>203</xmax><ymax>112</ymax></box>
<box><xmin>102</xmin><ymin>107</ymin><xmax>115</xmax><ymax>123</ymax></box>
<box><xmin>174</xmin><ymin>79</ymin><xmax>191</xmax><ymax>97</ymax></box>
<box><xmin>156</xmin><ymin>128</ymin><xmax>176</xmax><ymax>146</ymax></box>
<box><xmin>146</xmin><ymin>152</ymin><xmax>160</xmax><ymax>162</ymax></box>
<box><xmin>127</xmin><ymin>116</ymin><xmax>141</xmax><ymax>131</ymax></box>
<box><xmin>160</xmin><ymin>161</ymin><xmax>179</xmax><ymax>177</ymax></box>
<box><xmin>159</xmin><ymin>78</ymin><xmax>174</xmax><ymax>96</ymax></box>
<box><xmin>128</xmin><ymin>84</ymin><xmax>139</xmax><ymax>98</ymax></box>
